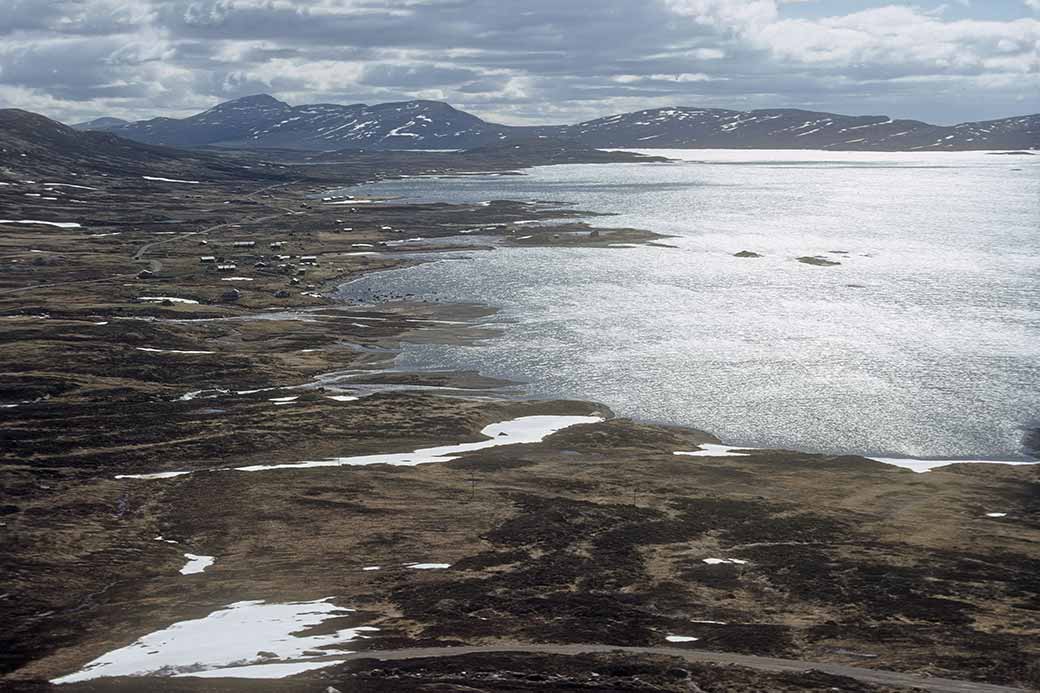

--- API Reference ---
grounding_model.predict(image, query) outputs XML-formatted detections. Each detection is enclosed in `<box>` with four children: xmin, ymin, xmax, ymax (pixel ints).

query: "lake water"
<box><xmin>337</xmin><ymin>150</ymin><xmax>1040</xmax><ymax>460</ymax></box>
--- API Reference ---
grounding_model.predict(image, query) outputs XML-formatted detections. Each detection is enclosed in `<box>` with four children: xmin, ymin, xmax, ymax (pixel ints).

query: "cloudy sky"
<box><xmin>1</xmin><ymin>0</ymin><xmax>1038</xmax><ymax>126</ymax></box>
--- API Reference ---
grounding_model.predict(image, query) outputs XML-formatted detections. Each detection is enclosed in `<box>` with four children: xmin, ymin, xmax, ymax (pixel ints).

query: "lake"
<box><xmin>337</xmin><ymin>149</ymin><xmax>1040</xmax><ymax>461</ymax></box>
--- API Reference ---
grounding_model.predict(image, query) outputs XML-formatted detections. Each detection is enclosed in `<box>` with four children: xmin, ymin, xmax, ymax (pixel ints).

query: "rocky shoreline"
<box><xmin>2</xmin><ymin>150</ymin><xmax>1039</xmax><ymax>691</ymax></box>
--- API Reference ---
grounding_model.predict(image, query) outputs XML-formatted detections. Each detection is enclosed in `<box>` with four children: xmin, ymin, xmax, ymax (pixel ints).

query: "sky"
<box><xmin>0</xmin><ymin>0</ymin><xmax>1037</xmax><ymax>126</ymax></box>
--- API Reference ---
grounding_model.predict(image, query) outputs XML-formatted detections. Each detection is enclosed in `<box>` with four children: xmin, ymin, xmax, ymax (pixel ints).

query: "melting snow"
<box><xmin>703</xmin><ymin>558</ymin><xmax>749</xmax><ymax>565</ymax></box>
<box><xmin>868</xmin><ymin>456</ymin><xmax>1038</xmax><ymax>473</ymax></box>
<box><xmin>142</xmin><ymin>176</ymin><xmax>201</xmax><ymax>184</ymax></box>
<box><xmin>42</xmin><ymin>182</ymin><xmax>97</xmax><ymax>190</ymax></box>
<box><xmin>119</xmin><ymin>415</ymin><xmax>603</xmax><ymax>478</ymax></box>
<box><xmin>179</xmin><ymin>554</ymin><xmax>215</xmax><ymax>575</ymax></box>
<box><xmin>50</xmin><ymin>599</ymin><xmax>376</xmax><ymax>683</ymax></box>
<box><xmin>406</xmin><ymin>563</ymin><xmax>451</xmax><ymax>570</ymax></box>
<box><xmin>137</xmin><ymin>347</ymin><xmax>214</xmax><ymax>355</ymax></box>
<box><xmin>0</xmin><ymin>219</ymin><xmax>81</xmax><ymax>228</ymax></box>
<box><xmin>138</xmin><ymin>297</ymin><xmax>199</xmax><ymax>305</ymax></box>
<box><xmin>674</xmin><ymin>444</ymin><xmax>757</xmax><ymax>457</ymax></box>
<box><xmin>985</xmin><ymin>512</ymin><xmax>1008</xmax><ymax>518</ymax></box>
<box><xmin>665</xmin><ymin>635</ymin><xmax>699</xmax><ymax>643</ymax></box>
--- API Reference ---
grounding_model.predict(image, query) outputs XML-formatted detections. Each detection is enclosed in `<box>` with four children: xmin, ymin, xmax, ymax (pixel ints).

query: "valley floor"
<box><xmin>1</xmin><ymin>161</ymin><xmax>1038</xmax><ymax>692</ymax></box>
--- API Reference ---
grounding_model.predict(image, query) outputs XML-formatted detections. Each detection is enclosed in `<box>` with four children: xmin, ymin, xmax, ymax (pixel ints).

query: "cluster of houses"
<box><xmin>198</xmin><ymin>237</ymin><xmax>325</xmax><ymax>284</ymax></box>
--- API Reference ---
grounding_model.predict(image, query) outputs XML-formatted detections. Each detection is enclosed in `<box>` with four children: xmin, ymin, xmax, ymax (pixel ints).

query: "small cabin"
<box><xmin>233</xmin><ymin>241</ymin><xmax>256</xmax><ymax>248</ymax></box>
<box><xmin>200</xmin><ymin>256</ymin><xmax>216</xmax><ymax>263</ymax></box>
<box><xmin>300</xmin><ymin>255</ymin><xmax>319</xmax><ymax>264</ymax></box>
<box><xmin>269</xmin><ymin>241</ymin><xmax>285</xmax><ymax>249</ymax></box>
<box><xmin>217</xmin><ymin>263</ymin><xmax>238</xmax><ymax>271</ymax></box>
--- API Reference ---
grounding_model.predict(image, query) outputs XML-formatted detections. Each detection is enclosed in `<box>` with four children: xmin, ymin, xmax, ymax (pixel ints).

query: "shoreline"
<box><xmin>321</xmin><ymin>179</ymin><xmax>1038</xmax><ymax>467</ymax></box>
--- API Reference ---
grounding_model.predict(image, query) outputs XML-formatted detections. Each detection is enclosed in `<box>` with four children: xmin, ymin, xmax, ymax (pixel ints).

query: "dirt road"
<box><xmin>337</xmin><ymin>643</ymin><xmax>1030</xmax><ymax>693</ymax></box>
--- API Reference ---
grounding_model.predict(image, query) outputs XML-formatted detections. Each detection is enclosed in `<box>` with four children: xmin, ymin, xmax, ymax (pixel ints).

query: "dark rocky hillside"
<box><xmin>0</xmin><ymin>109</ymin><xmax>288</xmax><ymax>181</ymax></box>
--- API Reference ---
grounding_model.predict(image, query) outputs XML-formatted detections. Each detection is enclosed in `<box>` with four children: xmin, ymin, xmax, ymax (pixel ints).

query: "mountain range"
<box><xmin>74</xmin><ymin>94</ymin><xmax>1039</xmax><ymax>152</ymax></box>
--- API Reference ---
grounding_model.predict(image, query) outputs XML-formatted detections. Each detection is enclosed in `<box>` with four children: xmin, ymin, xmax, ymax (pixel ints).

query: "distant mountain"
<box><xmin>103</xmin><ymin>94</ymin><xmax>514</xmax><ymax>150</ymax></box>
<box><xmin>81</xmin><ymin>94</ymin><xmax>1038</xmax><ymax>152</ymax></box>
<box><xmin>553</xmin><ymin>107</ymin><xmax>1040</xmax><ymax>151</ymax></box>
<box><xmin>0</xmin><ymin>109</ymin><xmax>285</xmax><ymax>180</ymax></box>
<box><xmin>72</xmin><ymin>116</ymin><xmax>130</xmax><ymax>131</ymax></box>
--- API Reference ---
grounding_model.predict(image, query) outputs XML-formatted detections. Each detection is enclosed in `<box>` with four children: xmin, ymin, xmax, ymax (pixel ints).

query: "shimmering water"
<box><xmin>338</xmin><ymin>150</ymin><xmax>1040</xmax><ymax>460</ymax></box>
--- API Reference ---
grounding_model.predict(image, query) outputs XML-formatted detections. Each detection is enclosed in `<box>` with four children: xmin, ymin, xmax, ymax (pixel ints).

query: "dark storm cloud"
<box><xmin>0</xmin><ymin>0</ymin><xmax>1037</xmax><ymax>125</ymax></box>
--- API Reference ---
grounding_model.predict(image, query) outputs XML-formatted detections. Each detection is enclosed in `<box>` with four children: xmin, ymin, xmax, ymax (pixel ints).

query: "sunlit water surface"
<box><xmin>337</xmin><ymin>150</ymin><xmax>1040</xmax><ymax>460</ymax></box>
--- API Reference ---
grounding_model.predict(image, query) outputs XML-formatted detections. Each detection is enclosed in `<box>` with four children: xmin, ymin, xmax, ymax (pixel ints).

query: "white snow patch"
<box><xmin>138</xmin><ymin>297</ymin><xmax>199</xmax><ymax>305</ymax></box>
<box><xmin>118</xmin><ymin>470</ymin><xmax>191</xmax><ymax>480</ymax></box>
<box><xmin>985</xmin><ymin>512</ymin><xmax>1008</xmax><ymax>518</ymax></box>
<box><xmin>327</xmin><ymin>395</ymin><xmax>360</xmax><ymax>402</ymax></box>
<box><xmin>178</xmin><ymin>389</ymin><xmax>230</xmax><ymax>401</ymax></box>
<box><xmin>137</xmin><ymin>347</ymin><xmax>214</xmax><ymax>355</ymax></box>
<box><xmin>120</xmin><ymin>415</ymin><xmax>604</xmax><ymax>478</ymax></box>
<box><xmin>142</xmin><ymin>176</ymin><xmax>201</xmax><ymax>184</ymax></box>
<box><xmin>232</xmin><ymin>415</ymin><xmax>604</xmax><ymax>473</ymax></box>
<box><xmin>43</xmin><ymin>183</ymin><xmax>97</xmax><ymax>190</ymax></box>
<box><xmin>702</xmin><ymin>558</ymin><xmax>748</xmax><ymax>565</ymax></box>
<box><xmin>0</xmin><ymin>219</ymin><xmax>81</xmax><ymax>228</ymax></box>
<box><xmin>50</xmin><ymin>599</ymin><xmax>376</xmax><ymax>683</ymax></box>
<box><xmin>179</xmin><ymin>553</ymin><xmax>215</xmax><ymax>575</ymax></box>
<box><xmin>675</xmin><ymin>444</ymin><xmax>756</xmax><ymax>458</ymax></box>
<box><xmin>406</xmin><ymin>563</ymin><xmax>451</xmax><ymax>570</ymax></box>
<box><xmin>868</xmin><ymin>457</ymin><xmax>1038</xmax><ymax>473</ymax></box>
<box><xmin>665</xmin><ymin>635</ymin><xmax>699</xmax><ymax>643</ymax></box>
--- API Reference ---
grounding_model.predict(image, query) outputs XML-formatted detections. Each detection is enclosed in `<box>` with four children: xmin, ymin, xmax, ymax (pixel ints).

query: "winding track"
<box><xmin>333</xmin><ymin>643</ymin><xmax>1030</xmax><ymax>693</ymax></box>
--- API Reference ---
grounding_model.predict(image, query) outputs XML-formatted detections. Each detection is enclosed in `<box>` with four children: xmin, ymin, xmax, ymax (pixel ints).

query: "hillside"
<box><xmin>79</xmin><ymin>94</ymin><xmax>1040</xmax><ymax>152</ymax></box>
<box><xmin>0</xmin><ymin>109</ymin><xmax>288</xmax><ymax>181</ymax></box>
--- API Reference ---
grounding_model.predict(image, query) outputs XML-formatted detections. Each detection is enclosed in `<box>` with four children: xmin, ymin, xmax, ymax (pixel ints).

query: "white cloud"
<box><xmin>0</xmin><ymin>0</ymin><xmax>1036</xmax><ymax>126</ymax></box>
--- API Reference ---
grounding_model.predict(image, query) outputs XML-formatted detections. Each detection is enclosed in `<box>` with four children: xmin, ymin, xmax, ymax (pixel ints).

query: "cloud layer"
<box><xmin>0</xmin><ymin>0</ymin><xmax>1037</xmax><ymax>125</ymax></box>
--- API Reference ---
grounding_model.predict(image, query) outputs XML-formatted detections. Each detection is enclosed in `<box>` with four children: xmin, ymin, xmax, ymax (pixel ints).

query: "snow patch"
<box><xmin>0</xmin><ymin>219</ymin><xmax>81</xmax><ymax>228</ymax></box>
<box><xmin>50</xmin><ymin>599</ymin><xmax>377</xmax><ymax>683</ymax></box>
<box><xmin>142</xmin><ymin>176</ymin><xmax>201</xmax><ymax>184</ymax></box>
<box><xmin>120</xmin><ymin>415</ymin><xmax>604</xmax><ymax>478</ymax></box>
<box><xmin>179</xmin><ymin>553</ymin><xmax>215</xmax><ymax>575</ymax></box>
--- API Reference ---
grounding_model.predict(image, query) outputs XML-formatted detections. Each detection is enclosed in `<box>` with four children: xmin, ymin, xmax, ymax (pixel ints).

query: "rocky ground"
<box><xmin>1</xmin><ymin>147</ymin><xmax>1038</xmax><ymax>692</ymax></box>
